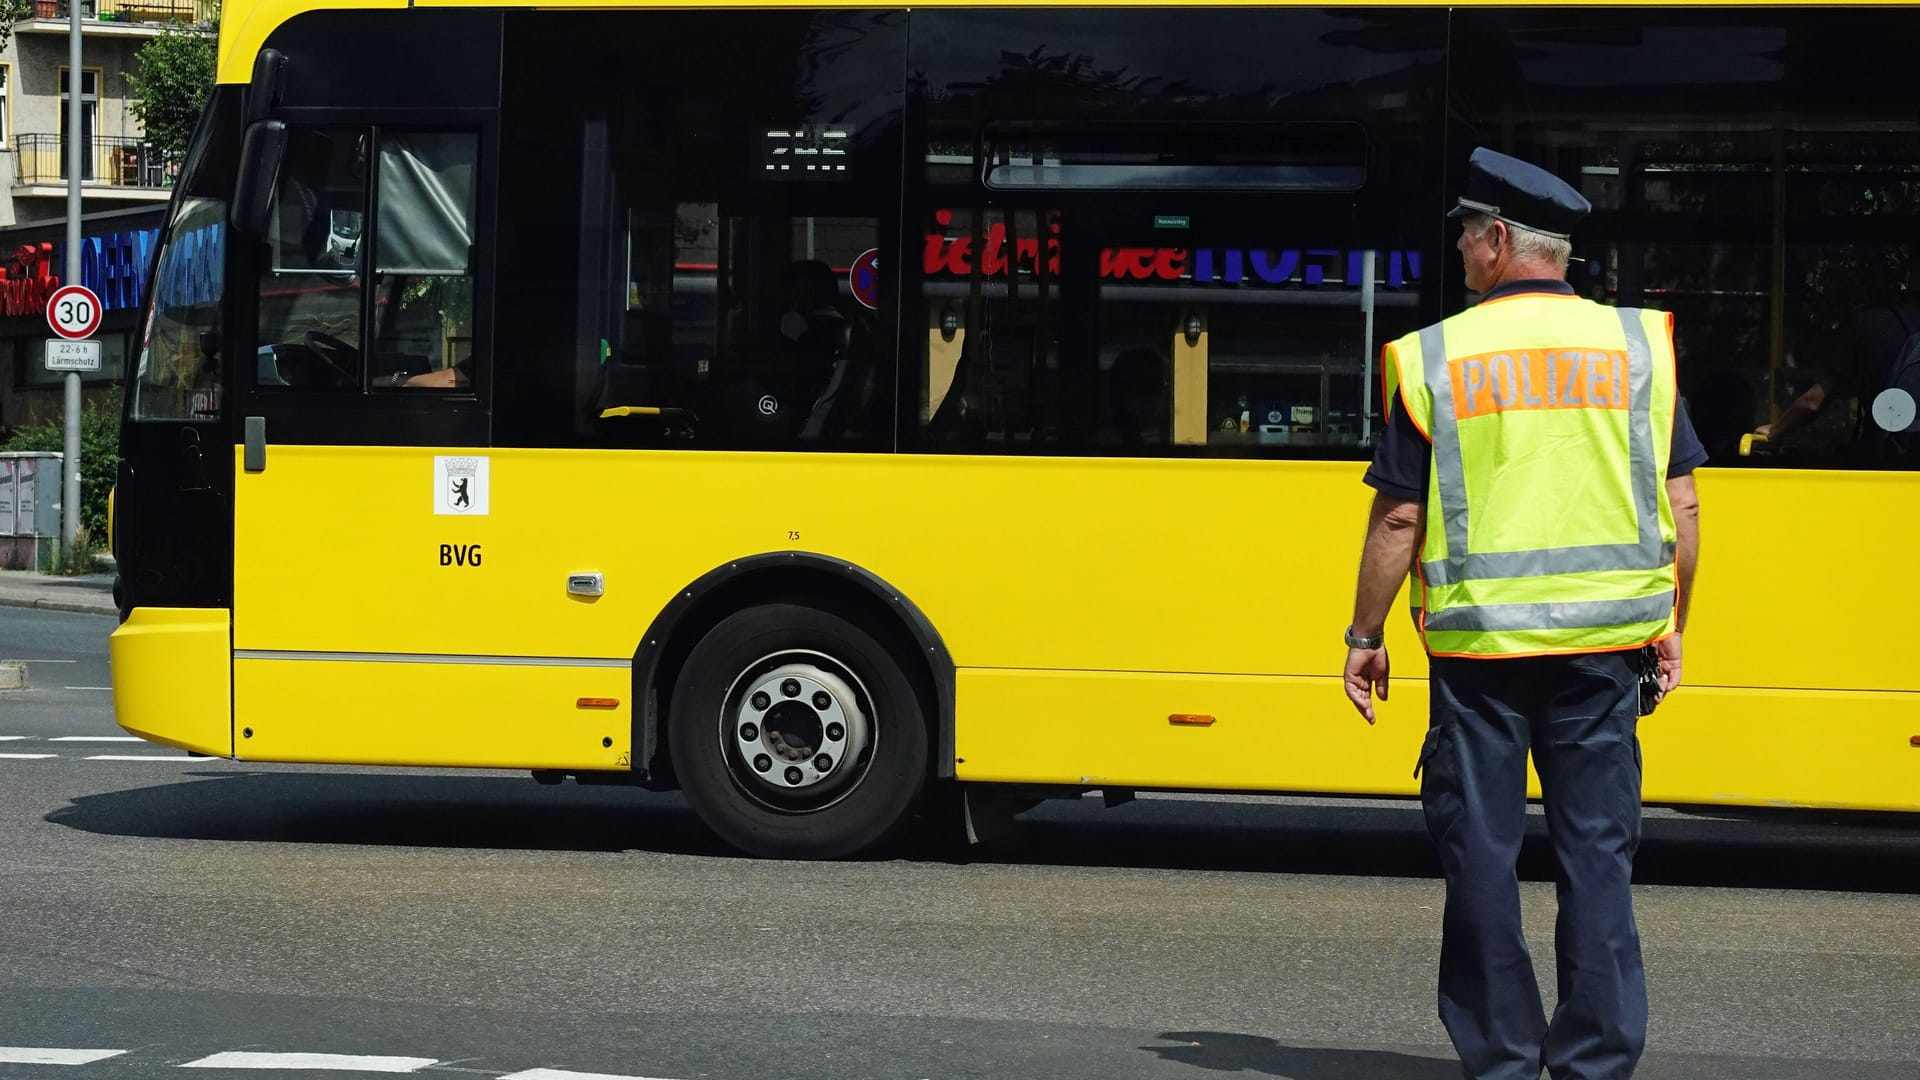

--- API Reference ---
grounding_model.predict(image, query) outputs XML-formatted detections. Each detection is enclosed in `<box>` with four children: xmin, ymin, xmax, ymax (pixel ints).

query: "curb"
<box><xmin>0</xmin><ymin>661</ymin><xmax>24</xmax><ymax>689</ymax></box>
<box><xmin>0</xmin><ymin>595</ymin><xmax>117</xmax><ymax>617</ymax></box>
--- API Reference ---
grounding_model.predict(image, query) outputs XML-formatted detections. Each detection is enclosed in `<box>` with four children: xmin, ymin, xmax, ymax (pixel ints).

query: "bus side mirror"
<box><xmin>247</xmin><ymin>49</ymin><xmax>286</xmax><ymax>125</ymax></box>
<box><xmin>231</xmin><ymin>119</ymin><xmax>287</xmax><ymax>237</ymax></box>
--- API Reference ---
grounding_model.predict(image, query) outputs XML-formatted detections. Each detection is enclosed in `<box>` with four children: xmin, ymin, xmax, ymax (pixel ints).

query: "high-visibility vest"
<box><xmin>1381</xmin><ymin>291</ymin><xmax>1681</xmax><ymax>658</ymax></box>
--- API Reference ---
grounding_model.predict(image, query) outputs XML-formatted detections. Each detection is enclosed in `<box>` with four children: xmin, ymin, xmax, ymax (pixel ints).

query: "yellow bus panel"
<box><xmin>232</xmin><ymin>657</ymin><xmax>632</xmax><ymax>770</ymax></box>
<box><xmin>111</xmin><ymin>608</ymin><xmax>233</xmax><ymax>759</ymax></box>
<box><xmin>955</xmin><ymin>670</ymin><xmax>1920</xmax><ymax>811</ymax></box>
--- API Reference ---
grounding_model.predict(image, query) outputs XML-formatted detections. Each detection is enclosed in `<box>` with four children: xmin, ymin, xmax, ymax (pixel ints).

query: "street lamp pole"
<box><xmin>62</xmin><ymin>0</ymin><xmax>85</xmax><ymax>563</ymax></box>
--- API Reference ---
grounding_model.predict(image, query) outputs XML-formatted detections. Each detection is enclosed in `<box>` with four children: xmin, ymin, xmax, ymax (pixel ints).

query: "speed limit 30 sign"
<box><xmin>47</xmin><ymin>284</ymin><xmax>102</xmax><ymax>340</ymax></box>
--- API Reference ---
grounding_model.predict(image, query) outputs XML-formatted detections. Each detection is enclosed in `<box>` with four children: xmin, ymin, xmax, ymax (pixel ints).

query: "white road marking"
<box><xmin>499</xmin><ymin>1070</ymin><xmax>684</xmax><ymax>1080</ymax></box>
<box><xmin>25</xmin><ymin>658</ymin><xmax>78</xmax><ymax>662</ymax></box>
<box><xmin>64</xmin><ymin>686</ymin><xmax>113</xmax><ymax>691</ymax></box>
<box><xmin>0</xmin><ymin>735</ymin><xmax>27</xmax><ymax>741</ymax></box>
<box><xmin>0</xmin><ymin>1047</ymin><xmax>127</xmax><ymax>1065</ymax></box>
<box><xmin>180</xmin><ymin>1052</ymin><xmax>437</xmax><ymax>1072</ymax></box>
<box><xmin>0</xmin><ymin>753</ymin><xmax>57</xmax><ymax>760</ymax></box>
<box><xmin>85</xmin><ymin>755</ymin><xmax>204</xmax><ymax>762</ymax></box>
<box><xmin>51</xmin><ymin>736</ymin><xmax>141</xmax><ymax>741</ymax></box>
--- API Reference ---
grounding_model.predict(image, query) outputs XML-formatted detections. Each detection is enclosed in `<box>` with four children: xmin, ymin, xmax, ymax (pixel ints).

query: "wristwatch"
<box><xmin>1344</xmin><ymin>625</ymin><xmax>1385</xmax><ymax>650</ymax></box>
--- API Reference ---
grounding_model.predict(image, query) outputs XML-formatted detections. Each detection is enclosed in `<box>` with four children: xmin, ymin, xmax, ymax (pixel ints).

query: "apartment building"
<box><xmin>0</xmin><ymin>0</ymin><xmax>213</xmax><ymax>430</ymax></box>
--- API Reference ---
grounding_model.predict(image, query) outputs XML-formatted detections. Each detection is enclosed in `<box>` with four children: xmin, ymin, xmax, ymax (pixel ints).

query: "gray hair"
<box><xmin>1464</xmin><ymin>213</ymin><xmax>1572</xmax><ymax>273</ymax></box>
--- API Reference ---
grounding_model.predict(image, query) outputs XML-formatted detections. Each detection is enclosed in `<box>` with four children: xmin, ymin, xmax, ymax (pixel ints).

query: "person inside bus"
<box><xmin>774</xmin><ymin>258</ymin><xmax>878</xmax><ymax>441</ymax></box>
<box><xmin>395</xmin><ymin>353</ymin><xmax>472</xmax><ymax>389</ymax></box>
<box><xmin>1755</xmin><ymin>274</ymin><xmax>1920</xmax><ymax>458</ymax></box>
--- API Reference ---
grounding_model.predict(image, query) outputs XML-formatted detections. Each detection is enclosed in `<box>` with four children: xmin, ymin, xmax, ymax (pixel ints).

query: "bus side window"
<box><xmin>372</xmin><ymin>131</ymin><xmax>479</xmax><ymax>391</ymax></box>
<box><xmin>255</xmin><ymin>127</ymin><xmax>368</xmax><ymax>391</ymax></box>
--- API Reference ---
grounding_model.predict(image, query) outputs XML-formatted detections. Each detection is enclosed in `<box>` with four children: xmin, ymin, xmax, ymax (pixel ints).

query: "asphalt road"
<box><xmin>1</xmin><ymin>606</ymin><xmax>1917</xmax><ymax>1080</ymax></box>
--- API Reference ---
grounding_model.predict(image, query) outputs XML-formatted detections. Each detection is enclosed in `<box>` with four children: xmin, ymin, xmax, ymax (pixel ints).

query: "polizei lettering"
<box><xmin>1450</xmin><ymin>348</ymin><xmax>1628</xmax><ymax>420</ymax></box>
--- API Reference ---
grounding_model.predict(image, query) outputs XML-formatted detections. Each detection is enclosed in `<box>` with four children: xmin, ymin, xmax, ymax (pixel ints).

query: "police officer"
<box><xmin>1341</xmin><ymin>148</ymin><xmax>1705</xmax><ymax>1080</ymax></box>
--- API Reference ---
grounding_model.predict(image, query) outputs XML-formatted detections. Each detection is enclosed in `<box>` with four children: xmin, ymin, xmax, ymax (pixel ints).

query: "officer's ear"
<box><xmin>1484</xmin><ymin>219</ymin><xmax>1508</xmax><ymax>256</ymax></box>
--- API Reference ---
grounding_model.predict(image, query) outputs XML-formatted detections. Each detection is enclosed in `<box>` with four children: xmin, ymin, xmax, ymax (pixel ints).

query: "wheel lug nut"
<box><xmin>812</xmin><ymin>692</ymin><xmax>832</xmax><ymax>710</ymax></box>
<box><xmin>751</xmin><ymin>691</ymin><xmax>771</xmax><ymax>711</ymax></box>
<box><xmin>815</xmin><ymin>754</ymin><xmax>833</xmax><ymax>773</ymax></box>
<box><xmin>740</xmin><ymin>723</ymin><xmax>759</xmax><ymax>742</ymax></box>
<box><xmin>826</xmin><ymin>723</ymin><xmax>844</xmax><ymax>741</ymax></box>
<box><xmin>753</xmin><ymin>754</ymin><xmax>772</xmax><ymax>773</ymax></box>
<box><xmin>781</xmin><ymin>679</ymin><xmax>801</xmax><ymax>698</ymax></box>
<box><xmin>784</xmin><ymin>767</ymin><xmax>803</xmax><ymax>785</ymax></box>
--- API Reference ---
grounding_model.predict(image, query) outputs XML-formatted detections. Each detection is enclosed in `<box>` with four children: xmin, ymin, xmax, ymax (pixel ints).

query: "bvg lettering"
<box><xmin>439</xmin><ymin>543</ymin><xmax>483</xmax><ymax>567</ymax></box>
<box><xmin>1452</xmin><ymin>349</ymin><xmax>1628</xmax><ymax>419</ymax></box>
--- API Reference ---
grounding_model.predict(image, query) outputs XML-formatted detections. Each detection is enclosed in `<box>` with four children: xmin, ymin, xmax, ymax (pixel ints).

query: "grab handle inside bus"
<box><xmin>231</xmin><ymin>119</ymin><xmax>287</xmax><ymax>236</ymax></box>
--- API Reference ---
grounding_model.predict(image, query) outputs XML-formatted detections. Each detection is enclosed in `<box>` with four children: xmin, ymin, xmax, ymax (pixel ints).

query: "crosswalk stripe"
<box><xmin>499</xmin><ymin>1070</ymin><xmax>684</xmax><ymax>1080</ymax></box>
<box><xmin>495</xmin><ymin>1060</ymin><xmax>683</xmax><ymax>1068</ymax></box>
<box><xmin>180</xmin><ymin>1052</ymin><xmax>437</xmax><ymax>1072</ymax></box>
<box><xmin>0</xmin><ymin>1047</ymin><xmax>127</xmax><ymax>1066</ymax></box>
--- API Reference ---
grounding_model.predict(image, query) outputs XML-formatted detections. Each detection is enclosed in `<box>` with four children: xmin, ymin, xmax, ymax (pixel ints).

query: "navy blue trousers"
<box><xmin>1417</xmin><ymin>652</ymin><xmax>1648</xmax><ymax>1080</ymax></box>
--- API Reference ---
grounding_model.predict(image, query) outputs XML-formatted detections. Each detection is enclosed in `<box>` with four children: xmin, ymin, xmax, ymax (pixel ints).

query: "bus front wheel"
<box><xmin>667</xmin><ymin>603</ymin><xmax>929</xmax><ymax>859</ymax></box>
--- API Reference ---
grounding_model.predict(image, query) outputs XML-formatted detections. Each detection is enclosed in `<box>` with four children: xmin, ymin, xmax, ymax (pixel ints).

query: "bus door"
<box><xmin>228</xmin><ymin>120</ymin><xmax>499</xmax><ymax>765</ymax></box>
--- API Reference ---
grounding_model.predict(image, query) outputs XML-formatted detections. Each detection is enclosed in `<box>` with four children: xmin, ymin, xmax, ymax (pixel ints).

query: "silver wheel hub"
<box><xmin>731</xmin><ymin>660</ymin><xmax>872</xmax><ymax>796</ymax></box>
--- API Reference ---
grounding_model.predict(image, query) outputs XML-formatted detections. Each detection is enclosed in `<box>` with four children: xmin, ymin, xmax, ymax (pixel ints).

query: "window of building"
<box><xmin>57</xmin><ymin>68</ymin><xmax>100</xmax><ymax>181</ymax></box>
<box><xmin>0</xmin><ymin>66</ymin><xmax>12</xmax><ymax>149</ymax></box>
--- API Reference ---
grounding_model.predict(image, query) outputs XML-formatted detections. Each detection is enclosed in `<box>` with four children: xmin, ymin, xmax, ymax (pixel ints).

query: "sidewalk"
<box><xmin>0</xmin><ymin>569</ymin><xmax>117</xmax><ymax>616</ymax></box>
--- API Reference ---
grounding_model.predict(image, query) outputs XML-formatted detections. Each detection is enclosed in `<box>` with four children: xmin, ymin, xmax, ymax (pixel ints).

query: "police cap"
<box><xmin>1447</xmin><ymin>147</ymin><xmax>1591</xmax><ymax>240</ymax></box>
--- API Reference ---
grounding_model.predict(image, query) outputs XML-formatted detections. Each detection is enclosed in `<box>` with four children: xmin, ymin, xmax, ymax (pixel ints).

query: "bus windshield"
<box><xmin>132</xmin><ymin>196</ymin><xmax>228</xmax><ymax>421</ymax></box>
<box><xmin>130</xmin><ymin>87</ymin><xmax>239</xmax><ymax>422</ymax></box>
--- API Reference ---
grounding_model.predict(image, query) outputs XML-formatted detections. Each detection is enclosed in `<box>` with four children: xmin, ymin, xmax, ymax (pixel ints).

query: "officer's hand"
<box><xmin>1654</xmin><ymin>634</ymin><xmax>1683</xmax><ymax>702</ymax></box>
<box><xmin>1753</xmin><ymin>424</ymin><xmax>1774</xmax><ymax>439</ymax></box>
<box><xmin>1344</xmin><ymin>647</ymin><xmax>1390</xmax><ymax>726</ymax></box>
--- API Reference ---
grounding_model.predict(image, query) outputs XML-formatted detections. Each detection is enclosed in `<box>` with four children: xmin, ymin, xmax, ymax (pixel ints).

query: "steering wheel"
<box><xmin>303</xmin><ymin>331</ymin><xmax>359</xmax><ymax>386</ymax></box>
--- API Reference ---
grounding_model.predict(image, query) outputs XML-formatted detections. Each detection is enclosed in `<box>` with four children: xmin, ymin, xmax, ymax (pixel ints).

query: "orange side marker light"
<box><xmin>1169</xmin><ymin>714</ymin><xmax>1216</xmax><ymax>727</ymax></box>
<box><xmin>577</xmin><ymin>697</ymin><xmax>621</xmax><ymax>710</ymax></box>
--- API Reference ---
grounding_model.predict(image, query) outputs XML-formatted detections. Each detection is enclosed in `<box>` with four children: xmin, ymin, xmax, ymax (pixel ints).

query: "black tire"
<box><xmin>668</xmin><ymin>603</ymin><xmax>929</xmax><ymax>859</ymax></box>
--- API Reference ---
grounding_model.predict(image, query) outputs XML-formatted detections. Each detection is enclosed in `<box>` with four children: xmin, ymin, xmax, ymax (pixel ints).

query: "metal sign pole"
<box><xmin>62</xmin><ymin>0</ymin><xmax>83</xmax><ymax>563</ymax></box>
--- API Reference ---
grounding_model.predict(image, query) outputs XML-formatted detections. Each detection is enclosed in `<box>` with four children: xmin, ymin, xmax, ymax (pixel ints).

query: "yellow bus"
<box><xmin>111</xmin><ymin>0</ymin><xmax>1920</xmax><ymax>857</ymax></box>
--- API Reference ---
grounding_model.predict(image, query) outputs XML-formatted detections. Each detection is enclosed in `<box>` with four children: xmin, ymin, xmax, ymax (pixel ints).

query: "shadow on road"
<box><xmin>983</xmin><ymin>797</ymin><xmax>1920</xmax><ymax>893</ymax></box>
<box><xmin>44</xmin><ymin>770</ymin><xmax>1920</xmax><ymax>892</ymax></box>
<box><xmin>1144</xmin><ymin>1031</ymin><xmax>1457</xmax><ymax>1079</ymax></box>
<box><xmin>45</xmin><ymin>770</ymin><xmax>731</xmax><ymax>856</ymax></box>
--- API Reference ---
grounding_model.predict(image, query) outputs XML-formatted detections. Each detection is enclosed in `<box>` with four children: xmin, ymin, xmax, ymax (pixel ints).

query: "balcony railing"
<box><xmin>27</xmin><ymin>0</ymin><xmax>218</xmax><ymax>26</ymax></box>
<box><xmin>13</xmin><ymin>134</ymin><xmax>170</xmax><ymax>189</ymax></box>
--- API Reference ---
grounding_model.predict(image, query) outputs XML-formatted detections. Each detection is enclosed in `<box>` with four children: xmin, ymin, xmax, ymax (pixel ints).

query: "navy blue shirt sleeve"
<box><xmin>1668</xmin><ymin>398</ymin><xmax>1708</xmax><ymax>478</ymax></box>
<box><xmin>1363</xmin><ymin>391</ymin><xmax>1708</xmax><ymax>495</ymax></box>
<box><xmin>1362</xmin><ymin>396</ymin><xmax>1431</xmax><ymax>502</ymax></box>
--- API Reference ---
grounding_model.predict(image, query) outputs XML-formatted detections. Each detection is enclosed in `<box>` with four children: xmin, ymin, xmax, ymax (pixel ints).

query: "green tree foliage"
<box><xmin>0</xmin><ymin>399</ymin><xmax>121</xmax><ymax>548</ymax></box>
<box><xmin>126</xmin><ymin>15</ymin><xmax>219</xmax><ymax>164</ymax></box>
<box><xmin>0</xmin><ymin>0</ymin><xmax>32</xmax><ymax>56</ymax></box>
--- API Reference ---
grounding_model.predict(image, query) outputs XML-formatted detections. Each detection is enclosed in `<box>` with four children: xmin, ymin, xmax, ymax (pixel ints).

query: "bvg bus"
<box><xmin>111</xmin><ymin>0</ymin><xmax>1920</xmax><ymax>857</ymax></box>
